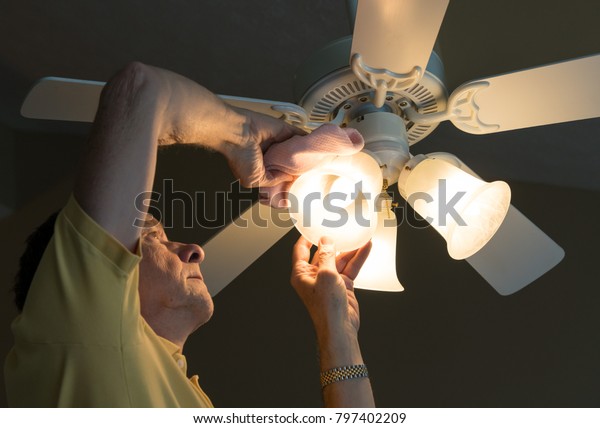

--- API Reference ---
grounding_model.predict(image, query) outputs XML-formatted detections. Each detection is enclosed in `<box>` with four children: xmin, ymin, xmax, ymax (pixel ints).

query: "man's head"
<box><xmin>138</xmin><ymin>221</ymin><xmax>214</xmax><ymax>339</ymax></box>
<box><xmin>14</xmin><ymin>212</ymin><xmax>213</xmax><ymax>344</ymax></box>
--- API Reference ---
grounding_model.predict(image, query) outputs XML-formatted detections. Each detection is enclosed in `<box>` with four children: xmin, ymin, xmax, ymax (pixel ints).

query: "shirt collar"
<box><xmin>157</xmin><ymin>335</ymin><xmax>188</xmax><ymax>373</ymax></box>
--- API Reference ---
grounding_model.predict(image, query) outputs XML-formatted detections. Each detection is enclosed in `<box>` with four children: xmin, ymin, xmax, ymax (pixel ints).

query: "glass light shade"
<box><xmin>288</xmin><ymin>152</ymin><xmax>383</xmax><ymax>252</ymax></box>
<box><xmin>354</xmin><ymin>195</ymin><xmax>404</xmax><ymax>292</ymax></box>
<box><xmin>401</xmin><ymin>158</ymin><xmax>511</xmax><ymax>260</ymax></box>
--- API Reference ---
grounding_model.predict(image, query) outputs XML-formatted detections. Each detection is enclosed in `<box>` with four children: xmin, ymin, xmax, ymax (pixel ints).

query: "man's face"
<box><xmin>138</xmin><ymin>222</ymin><xmax>214</xmax><ymax>332</ymax></box>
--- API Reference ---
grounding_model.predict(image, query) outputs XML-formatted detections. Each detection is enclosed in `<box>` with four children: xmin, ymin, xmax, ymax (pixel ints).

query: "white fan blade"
<box><xmin>21</xmin><ymin>77</ymin><xmax>308</xmax><ymax>126</ymax></box>
<box><xmin>467</xmin><ymin>205</ymin><xmax>565</xmax><ymax>296</ymax></box>
<box><xmin>425</xmin><ymin>152</ymin><xmax>564</xmax><ymax>295</ymax></box>
<box><xmin>201</xmin><ymin>201</ymin><xmax>294</xmax><ymax>297</ymax></box>
<box><xmin>218</xmin><ymin>95</ymin><xmax>308</xmax><ymax>126</ymax></box>
<box><xmin>448</xmin><ymin>54</ymin><xmax>600</xmax><ymax>134</ymax></box>
<box><xmin>21</xmin><ymin>77</ymin><xmax>105</xmax><ymax>122</ymax></box>
<box><xmin>350</xmin><ymin>0</ymin><xmax>448</xmax><ymax>101</ymax></box>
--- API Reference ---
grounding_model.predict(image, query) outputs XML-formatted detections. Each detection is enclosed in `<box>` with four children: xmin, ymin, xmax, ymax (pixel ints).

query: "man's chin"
<box><xmin>192</xmin><ymin>293</ymin><xmax>214</xmax><ymax>331</ymax></box>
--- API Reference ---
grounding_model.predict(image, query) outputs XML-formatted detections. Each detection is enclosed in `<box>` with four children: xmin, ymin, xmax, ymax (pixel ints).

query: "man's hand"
<box><xmin>291</xmin><ymin>236</ymin><xmax>371</xmax><ymax>336</ymax></box>
<box><xmin>222</xmin><ymin>108</ymin><xmax>305</xmax><ymax>188</ymax></box>
<box><xmin>291</xmin><ymin>235</ymin><xmax>375</xmax><ymax>408</ymax></box>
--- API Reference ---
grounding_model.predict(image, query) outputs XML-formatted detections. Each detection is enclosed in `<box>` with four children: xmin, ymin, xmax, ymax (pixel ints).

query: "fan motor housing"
<box><xmin>294</xmin><ymin>36</ymin><xmax>448</xmax><ymax>145</ymax></box>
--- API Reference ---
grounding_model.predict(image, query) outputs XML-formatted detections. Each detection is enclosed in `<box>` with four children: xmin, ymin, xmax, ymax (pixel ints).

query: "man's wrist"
<box><xmin>317</xmin><ymin>326</ymin><xmax>363</xmax><ymax>370</ymax></box>
<box><xmin>216</xmin><ymin>106</ymin><xmax>251</xmax><ymax>155</ymax></box>
<box><xmin>155</xmin><ymin>69</ymin><xmax>249</xmax><ymax>152</ymax></box>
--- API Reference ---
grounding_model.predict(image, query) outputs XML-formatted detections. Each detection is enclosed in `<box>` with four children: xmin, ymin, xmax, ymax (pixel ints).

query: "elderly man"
<box><xmin>5</xmin><ymin>63</ymin><xmax>374</xmax><ymax>407</ymax></box>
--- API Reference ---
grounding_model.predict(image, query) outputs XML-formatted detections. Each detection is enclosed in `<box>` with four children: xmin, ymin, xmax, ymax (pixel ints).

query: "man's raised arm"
<box><xmin>74</xmin><ymin>62</ymin><xmax>300</xmax><ymax>251</ymax></box>
<box><xmin>291</xmin><ymin>236</ymin><xmax>376</xmax><ymax>407</ymax></box>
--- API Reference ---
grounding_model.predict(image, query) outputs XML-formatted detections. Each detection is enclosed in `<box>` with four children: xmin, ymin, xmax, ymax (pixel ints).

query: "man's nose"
<box><xmin>177</xmin><ymin>243</ymin><xmax>205</xmax><ymax>264</ymax></box>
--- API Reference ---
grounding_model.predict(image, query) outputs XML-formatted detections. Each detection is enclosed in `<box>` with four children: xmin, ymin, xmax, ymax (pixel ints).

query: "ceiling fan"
<box><xmin>21</xmin><ymin>0</ymin><xmax>600</xmax><ymax>296</ymax></box>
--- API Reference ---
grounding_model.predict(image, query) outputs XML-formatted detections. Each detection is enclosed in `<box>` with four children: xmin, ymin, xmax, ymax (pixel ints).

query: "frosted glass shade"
<box><xmin>401</xmin><ymin>158</ymin><xmax>511</xmax><ymax>260</ymax></box>
<box><xmin>354</xmin><ymin>195</ymin><xmax>404</xmax><ymax>292</ymax></box>
<box><xmin>288</xmin><ymin>152</ymin><xmax>383</xmax><ymax>252</ymax></box>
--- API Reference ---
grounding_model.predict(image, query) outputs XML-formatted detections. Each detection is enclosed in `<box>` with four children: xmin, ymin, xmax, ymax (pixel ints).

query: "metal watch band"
<box><xmin>320</xmin><ymin>364</ymin><xmax>369</xmax><ymax>388</ymax></box>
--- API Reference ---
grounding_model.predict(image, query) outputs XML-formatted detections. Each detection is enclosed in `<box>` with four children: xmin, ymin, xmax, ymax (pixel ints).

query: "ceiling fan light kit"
<box><xmin>397</xmin><ymin>154</ymin><xmax>512</xmax><ymax>260</ymax></box>
<box><xmin>23</xmin><ymin>0</ymin><xmax>589</xmax><ymax>296</ymax></box>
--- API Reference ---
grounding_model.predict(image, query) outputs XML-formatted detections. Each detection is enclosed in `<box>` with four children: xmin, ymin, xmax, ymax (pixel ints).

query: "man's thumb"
<box><xmin>318</xmin><ymin>236</ymin><xmax>336</xmax><ymax>270</ymax></box>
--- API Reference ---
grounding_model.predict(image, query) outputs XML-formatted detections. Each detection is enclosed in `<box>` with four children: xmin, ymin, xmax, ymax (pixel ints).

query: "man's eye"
<box><xmin>145</xmin><ymin>231</ymin><xmax>160</xmax><ymax>240</ymax></box>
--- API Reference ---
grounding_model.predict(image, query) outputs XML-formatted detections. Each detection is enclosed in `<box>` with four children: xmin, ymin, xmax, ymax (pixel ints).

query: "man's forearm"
<box><xmin>148</xmin><ymin>66</ymin><xmax>249</xmax><ymax>152</ymax></box>
<box><xmin>291</xmin><ymin>237</ymin><xmax>375</xmax><ymax>408</ymax></box>
<box><xmin>74</xmin><ymin>62</ymin><xmax>246</xmax><ymax>251</ymax></box>
<box><xmin>317</xmin><ymin>327</ymin><xmax>375</xmax><ymax>408</ymax></box>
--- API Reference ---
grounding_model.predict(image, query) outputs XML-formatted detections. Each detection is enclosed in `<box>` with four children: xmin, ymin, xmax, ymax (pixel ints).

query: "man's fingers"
<box><xmin>280</xmin><ymin>122</ymin><xmax>307</xmax><ymax>140</ymax></box>
<box><xmin>340</xmin><ymin>240</ymin><xmax>372</xmax><ymax>280</ymax></box>
<box><xmin>260</xmin><ymin>169</ymin><xmax>293</xmax><ymax>188</ymax></box>
<box><xmin>259</xmin><ymin>121</ymin><xmax>306</xmax><ymax>151</ymax></box>
<box><xmin>317</xmin><ymin>236</ymin><xmax>337</xmax><ymax>271</ymax></box>
<box><xmin>336</xmin><ymin>248</ymin><xmax>359</xmax><ymax>273</ymax></box>
<box><xmin>292</xmin><ymin>235</ymin><xmax>313</xmax><ymax>265</ymax></box>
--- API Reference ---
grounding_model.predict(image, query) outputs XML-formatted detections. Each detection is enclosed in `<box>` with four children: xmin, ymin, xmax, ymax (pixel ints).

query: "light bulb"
<box><xmin>398</xmin><ymin>155</ymin><xmax>511</xmax><ymax>260</ymax></box>
<box><xmin>288</xmin><ymin>151</ymin><xmax>383</xmax><ymax>252</ymax></box>
<box><xmin>325</xmin><ymin>175</ymin><xmax>357</xmax><ymax>208</ymax></box>
<box><xmin>354</xmin><ymin>194</ymin><xmax>404</xmax><ymax>292</ymax></box>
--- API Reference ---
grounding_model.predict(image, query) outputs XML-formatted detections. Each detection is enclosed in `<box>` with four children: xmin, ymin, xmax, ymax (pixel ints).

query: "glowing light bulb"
<box><xmin>324</xmin><ymin>175</ymin><xmax>357</xmax><ymax>208</ymax></box>
<box><xmin>288</xmin><ymin>152</ymin><xmax>383</xmax><ymax>252</ymax></box>
<box><xmin>354</xmin><ymin>194</ymin><xmax>404</xmax><ymax>292</ymax></box>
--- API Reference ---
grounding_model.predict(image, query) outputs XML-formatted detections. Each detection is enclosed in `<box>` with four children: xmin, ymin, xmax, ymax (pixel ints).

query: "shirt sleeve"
<box><xmin>14</xmin><ymin>194</ymin><xmax>143</xmax><ymax>346</ymax></box>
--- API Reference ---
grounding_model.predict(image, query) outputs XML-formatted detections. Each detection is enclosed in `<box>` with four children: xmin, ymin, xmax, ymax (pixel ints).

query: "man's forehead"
<box><xmin>141</xmin><ymin>214</ymin><xmax>165</xmax><ymax>233</ymax></box>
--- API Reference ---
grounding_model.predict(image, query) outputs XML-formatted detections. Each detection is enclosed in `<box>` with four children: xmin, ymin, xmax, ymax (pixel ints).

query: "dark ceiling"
<box><xmin>1</xmin><ymin>0</ymin><xmax>600</xmax><ymax>408</ymax></box>
<box><xmin>2</xmin><ymin>0</ymin><xmax>600</xmax><ymax>191</ymax></box>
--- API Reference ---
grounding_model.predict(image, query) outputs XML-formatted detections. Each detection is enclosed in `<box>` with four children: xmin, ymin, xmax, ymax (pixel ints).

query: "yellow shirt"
<box><xmin>4</xmin><ymin>196</ymin><xmax>213</xmax><ymax>407</ymax></box>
